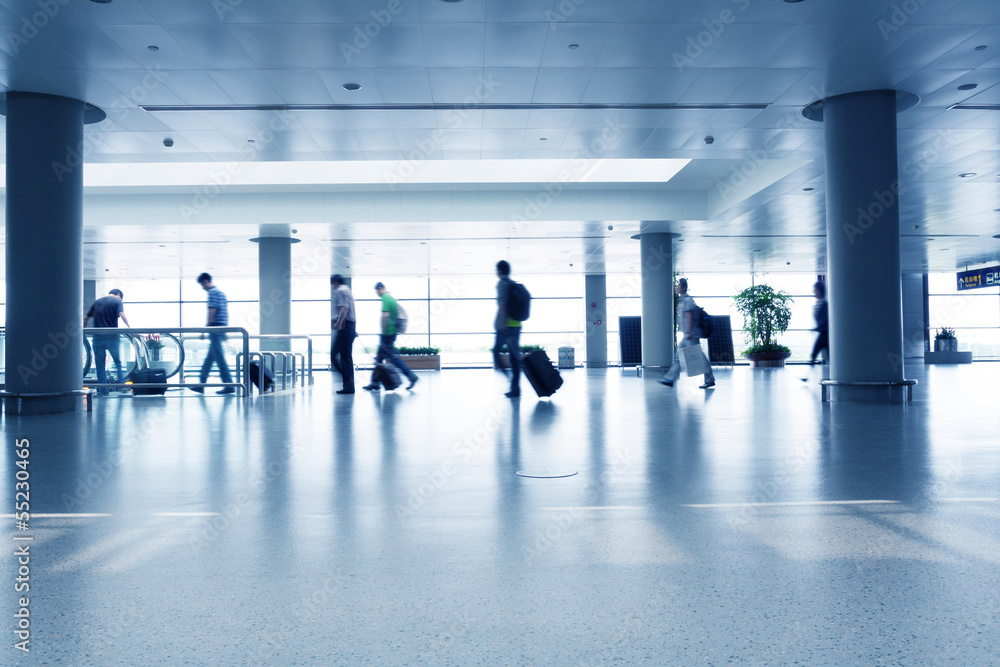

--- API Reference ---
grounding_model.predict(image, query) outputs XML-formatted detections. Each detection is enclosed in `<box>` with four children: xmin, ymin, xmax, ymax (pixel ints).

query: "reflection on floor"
<box><xmin>1</xmin><ymin>364</ymin><xmax>998</xmax><ymax>664</ymax></box>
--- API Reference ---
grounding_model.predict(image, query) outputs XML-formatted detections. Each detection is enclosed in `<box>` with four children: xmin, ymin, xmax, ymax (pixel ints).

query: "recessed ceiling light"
<box><xmin>802</xmin><ymin>187</ymin><xmax>814</xmax><ymax>191</ymax></box>
<box><xmin>147</xmin><ymin>45</ymin><xmax>159</xmax><ymax>52</ymax></box>
<box><xmin>959</xmin><ymin>172</ymin><xmax>977</xmax><ymax>178</ymax></box>
<box><xmin>247</xmin><ymin>139</ymin><xmax>255</xmax><ymax>143</ymax></box>
<box><xmin>342</xmin><ymin>83</ymin><xmax>361</xmax><ymax>91</ymax></box>
<box><xmin>568</xmin><ymin>44</ymin><xmax>580</xmax><ymax>49</ymax></box>
<box><xmin>539</xmin><ymin>137</ymin><xmax>547</xmax><ymax>141</ymax></box>
<box><xmin>975</xmin><ymin>45</ymin><xmax>988</xmax><ymax>51</ymax></box>
<box><xmin>958</xmin><ymin>83</ymin><xmax>979</xmax><ymax>91</ymax></box>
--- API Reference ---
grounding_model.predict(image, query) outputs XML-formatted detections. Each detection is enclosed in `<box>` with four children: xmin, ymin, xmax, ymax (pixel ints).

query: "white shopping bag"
<box><xmin>678</xmin><ymin>343</ymin><xmax>710</xmax><ymax>377</ymax></box>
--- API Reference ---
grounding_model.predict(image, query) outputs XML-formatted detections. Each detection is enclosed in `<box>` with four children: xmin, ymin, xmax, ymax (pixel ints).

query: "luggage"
<box><xmin>373</xmin><ymin>362</ymin><xmax>401</xmax><ymax>390</ymax></box>
<box><xmin>130</xmin><ymin>368</ymin><xmax>167</xmax><ymax>395</ymax></box>
<box><xmin>507</xmin><ymin>282</ymin><xmax>531</xmax><ymax>321</ymax></box>
<box><xmin>395</xmin><ymin>302</ymin><xmax>408</xmax><ymax>334</ymax></box>
<box><xmin>679</xmin><ymin>343</ymin><xmax>710</xmax><ymax>377</ymax></box>
<box><xmin>520</xmin><ymin>350</ymin><xmax>563</xmax><ymax>398</ymax></box>
<box><xmin>249</xmin><ymin>360</ymin><xmax>274</xmax><ymax>392</ymax></box>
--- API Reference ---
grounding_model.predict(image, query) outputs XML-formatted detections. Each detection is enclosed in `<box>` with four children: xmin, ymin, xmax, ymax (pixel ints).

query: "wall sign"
<box><xmin>957</xmin><ymin>266</ymin><xmax>1000</xmax><ymax>290</ymax></box>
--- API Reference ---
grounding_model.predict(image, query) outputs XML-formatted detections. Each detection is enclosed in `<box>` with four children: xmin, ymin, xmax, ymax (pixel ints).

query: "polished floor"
<box><xmin>2</xmin><ymin>363</ymin><xmax>999</xmax><ymax>665</ymax></box>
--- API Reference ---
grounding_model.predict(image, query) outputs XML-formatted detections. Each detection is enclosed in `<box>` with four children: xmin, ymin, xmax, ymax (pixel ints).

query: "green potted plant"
<box><xmin>144</xmin><ymin>333</ymin><xmax>165</xmax><ymax>361</ymax></box>
<box><xmin>733</xmin><ymin>284</ymin><xmax>794</xmax><ymax>367</ymax></box>
<box><xmin>396</xmin><ymin>346</ymin><xmax>442</xmax><ymax>371</ymax></box>
<box><xmin>934</xmin><ymin>327</ymin><xmax>957</xmax><ymax>352</ymax></box>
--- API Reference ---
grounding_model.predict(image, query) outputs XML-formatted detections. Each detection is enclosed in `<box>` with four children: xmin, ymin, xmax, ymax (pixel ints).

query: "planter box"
<box><xmin>399</xmin><ymin>354</ymin><xmax>440</xmax><ymax>371</ymax></box>
<box><xmin>924</xmin><ymin>350</ymin><xmax>972</xmax><ymax>364</ymax></box>
<box><xmin>934</xmin><ymin>339</ymin><xmax>958</xmax><ymax>352</ymax></box>
<box><xmin>744</xmin><ymin>351</ymin><xmax>791</xmax><ymax>368</ymax></box>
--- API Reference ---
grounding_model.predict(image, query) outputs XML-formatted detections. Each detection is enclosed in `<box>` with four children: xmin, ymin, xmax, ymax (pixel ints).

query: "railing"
<box><xmin>235</xmin><ymin>335</ymin><xmax>314</xmax><ymax>393</ymax></box>
<box><xmin>84</xmin><ymin>327</ymin><xmax>251</xmax><ymax>396</ymax></box>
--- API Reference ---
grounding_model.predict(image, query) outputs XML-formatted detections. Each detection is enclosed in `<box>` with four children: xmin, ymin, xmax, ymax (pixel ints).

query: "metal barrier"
<box><xmin>235</xmin><ymin>335</ymin><xmax>314</xmax><ymax>393</ymax></box>
<box><xmin>0</xmin><ymin>389</ymin><xmax>95</xmax><ymax>414</ymax></box>
<box><xmin>85</xmin><ymin>327</ymin><xmax>251</xmax><ymax>396</ymax></box>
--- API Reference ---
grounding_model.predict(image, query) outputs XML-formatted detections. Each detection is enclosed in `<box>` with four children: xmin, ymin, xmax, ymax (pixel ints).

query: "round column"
<box><xmin>252</xmin><ymin>236</ymin><xmax>298</xmax><ymax>352</ymax></box>
<box><xmin>4</xmin><ymin>93</ymin><xmax>88</xmax><ymax>414</ymax></box>
<box><xmin>584</xmin><ymin>274</ymin><xmax>607</xmax><ymax>368</ymax></box>
<box><xmin>822</xmin><ymin>90</ymin><xmax>907</xmax><ymax>402</ymax></box>
<box><xmin>639</xmin><ymin>232</ymin><xmax>675</xmax><ymax>369</ymax></box>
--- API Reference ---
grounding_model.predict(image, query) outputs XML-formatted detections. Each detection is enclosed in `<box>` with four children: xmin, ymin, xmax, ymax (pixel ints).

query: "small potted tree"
<box><xmin>733</xmin><ymin>284</ymin><xmax>794</xmax><ymax>367</ymax></box>
<box><xmin>144</xmin><ymin>334</ymin><xmax>165</xmax><ymax>362</ymax></box>
<box><xmin>934</xmin><ymin>327</ymin><xmax>957</xmax><ymax>352</ymax></box>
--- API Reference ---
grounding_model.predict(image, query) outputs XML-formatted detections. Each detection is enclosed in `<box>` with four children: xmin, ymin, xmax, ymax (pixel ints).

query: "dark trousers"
<box><xmin>811</xmin><ymin>330</ymin><xmax>829</xmax><ymax>363</ymax></box>
<box><xmin>93</xmin><ymin>334</ymin><xmax>123</xmax><ymax>395</ymax></box>
<box><xmin>492</xmin><ymin>326</ymin><xmax>521</xmax><ymax>392</ymax></box>
<box><xmin>332</xmin><ymin>321</ymin><xmax>357</xmax><ymax>390</ymax></box>
<box><xmin>373</xmin><ymin>334</ymin><xmax>416</xmax><ymax>382</ymax></box>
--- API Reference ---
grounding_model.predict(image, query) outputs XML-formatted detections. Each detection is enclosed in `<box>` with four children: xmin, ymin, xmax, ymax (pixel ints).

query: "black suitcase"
<box><xmin>130</xmin><ymin>368</ymin><xmax>167</xmax><ymax>395</ymax></box>
<box><xmin>373</xmin><ymin>363</ymin><xmax>401</xmax><ymax>390</ymax></box>
<box><xmin>249</xmin><ymin>360</ymin><xmax>274</xmax><ymax>392</ymax></box>
<box><xmin>520</xmin><ymin>350</ymin><xmax>563</xmax><ymax>397</ymax></box>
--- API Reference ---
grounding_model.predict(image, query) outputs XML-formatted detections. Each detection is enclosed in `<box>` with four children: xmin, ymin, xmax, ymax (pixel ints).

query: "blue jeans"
<box><xmin>200</xmin><ymin>332</ymin><xmax>233</xmax><ymax>385</ymax></box>
<box><xmin>493</xmin><ymin>326</ymin><xmax>521</xmax><ymax>392</ymax></box>
<box><xmin>92</xmin><ymin>334</ymin><xmax>123</xmax><ymax>395</ymax></box>
<box><xmin>375</xmin><ymin>334</ymin><xmax>416</xmax><ymax>382</ymax></box>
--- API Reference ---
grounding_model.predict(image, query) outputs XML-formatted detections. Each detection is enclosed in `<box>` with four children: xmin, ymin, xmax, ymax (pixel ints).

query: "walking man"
<box><xmin>492</xmin><ymin>260</ymin><xmax>521</xmax><ymax>398</ymax></box>
<box><xmin>661</xmin><ymin>278</ymin><xmax>715</xmax><ymax>389</ymax></box>
<box><xmin>192</xmin><ymin>273</ymin><xmax>234</xmax><ymax>394</ymax></box>
<box><xmin>84</xmin><ymin>288</ymin><xmax>130</xmax><ymax>395</ymax></box>
<box><xmin>810</xmin><ymin>281</ymin><xmax>829</xmax><ymax>365</ymax></box>
<box><xmin>331</xmin><ymin>274</ymin><xmax>357</xmax><ymax>394</ymax></box>
<box><xmin>364</xmin><ymin>282</ymin><xmax>418</xmax><ymax>391</ymax></box>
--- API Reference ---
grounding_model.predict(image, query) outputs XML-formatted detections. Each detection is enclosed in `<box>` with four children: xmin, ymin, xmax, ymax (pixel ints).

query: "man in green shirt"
<box><xmin>363</xmin><ymin>282</ymin><xmax>418</xmax><ymax>391</ymax></box>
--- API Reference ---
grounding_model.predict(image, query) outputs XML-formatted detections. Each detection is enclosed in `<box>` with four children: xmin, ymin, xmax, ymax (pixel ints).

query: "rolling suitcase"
<box><xmin>521</xmin><ymin>350</ymin><xmax>563</xmax><ymax>398</ymax></box>
<box><xmin>130</xmin><ymin>368</ymin><xmax>167</xmax><ymax>395</ymax></box>
<box><xmin>373</xmin><ymin>362</ymin><xmax>401</xmax><ymax>391</ymax></box>
<box><xmin>249</xmin><ymin>360</ymin><xmax>274</xmax><ymax>391</ymax></box>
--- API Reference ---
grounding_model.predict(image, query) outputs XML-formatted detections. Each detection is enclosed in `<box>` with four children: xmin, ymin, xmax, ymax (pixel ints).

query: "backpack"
<box><xmin>395</xmin><ymin>302</ymin><xmax>408</xmax><ymax>335</ymax></box>
<box><xmin>694</xmin><ymin>305</ymin><xmax>713</xmax><ymax>338</ymax></box>
<box><xmin>507</xmin><ymin>281</ymin><xmax>531</xmax><ymax>322</ymax></box>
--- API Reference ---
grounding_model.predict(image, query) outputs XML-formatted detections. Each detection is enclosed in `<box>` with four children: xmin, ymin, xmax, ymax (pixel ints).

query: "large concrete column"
<box><xmin>901</xmin><ymin>273</ymin><xmax>925</xmax><ymax>361</ymax></box>
<box><xmin>585</xmin><ymin>274</ymin><xmax>607</xmax><ymax>368</ymax></box>
<box><xmin>4</xmin><ymin>93</ymin><xmax>91</xmax><ymax>414</ymax></box>
<box><xmin>83</xmin><ymin>280</ymin><xmax>97</xmax><ymax>313</ymax></box>
<box><xmin>253</xmin><ymin>236</ymin><xmax>298</xmax><ymax>352</ymax></box>
<box><xmin>821</xmin><ymin>90</ymin><xmax>908</xmax><ymax>402</ymax></box>
<box><xmin>639</xmin><ymin>232</ymin><xmax>675</xmax><ymax>369</ymax></box>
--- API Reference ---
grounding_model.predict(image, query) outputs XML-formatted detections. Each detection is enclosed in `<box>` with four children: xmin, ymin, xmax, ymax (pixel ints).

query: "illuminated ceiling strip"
<box><xmin>141</xmin><ymin>103</ymin><xmax>770</xmax><ymax>113</ymax></box>
<box><xmin>540</xmin><ymin>506</ymin><xmax>645</xmax><ymax>511</ymax></box>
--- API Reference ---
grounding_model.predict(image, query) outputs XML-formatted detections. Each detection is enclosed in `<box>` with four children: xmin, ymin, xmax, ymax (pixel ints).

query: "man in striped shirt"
<box><xmin>193</xmin><ymin>272</ymin><xmax>235</xmax><ymax>394</ymax></box>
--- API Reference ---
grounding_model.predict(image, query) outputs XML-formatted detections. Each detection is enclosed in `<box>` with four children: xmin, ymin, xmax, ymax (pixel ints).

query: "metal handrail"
<box><xmin>84</xmin><ymin>327</ymin><xmax>251</xmax><ymax>396</ymax></box>
<box><xmin>251</xmin><ymin>334</ymin><xmax>314</xmax><ymax>384</ymax></box>
<box><xmin>0</xmin><ymin>388</ymin><xmax>95</xmax><ymax>414</ymax></box>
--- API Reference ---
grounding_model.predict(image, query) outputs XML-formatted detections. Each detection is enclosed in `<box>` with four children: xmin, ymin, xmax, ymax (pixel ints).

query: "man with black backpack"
<box><xmin>493</xmin><ymin>260</ymin><xmax>527</xmax><ymax>398</ymax></box>
<box><xmin>661</xmin><ymin>277</ymin><xmax>716</xmax><ymax>389</ymax></box>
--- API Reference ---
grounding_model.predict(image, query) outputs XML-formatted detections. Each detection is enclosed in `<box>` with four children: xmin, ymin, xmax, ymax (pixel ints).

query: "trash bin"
<box><xmin>557</xmin><ymin>346</ymin><xmax>574</xmax><ymax>369</ymax></box>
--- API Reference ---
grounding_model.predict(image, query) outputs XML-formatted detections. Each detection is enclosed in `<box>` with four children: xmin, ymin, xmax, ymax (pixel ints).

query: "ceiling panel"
<box><xmin>0</xmin><ymin>1</ymin><xmax>998</xmax><ymax>278</ymax></box>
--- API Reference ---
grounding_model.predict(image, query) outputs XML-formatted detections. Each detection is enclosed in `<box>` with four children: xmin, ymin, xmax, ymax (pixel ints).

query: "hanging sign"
<box><xmin>957</xmin><ymin>266</ymin><xmax>1000</xmax><ymax>290</ymax></box>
